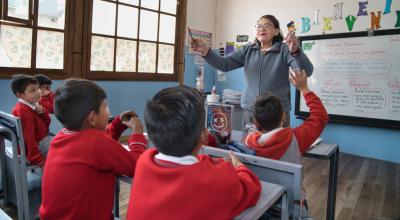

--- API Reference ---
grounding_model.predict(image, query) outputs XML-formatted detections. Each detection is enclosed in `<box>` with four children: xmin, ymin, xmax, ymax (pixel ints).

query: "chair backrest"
<box><xmin>201</xmin><ymin>146</ymin><xmax>303</xmax><ymax>216</ymax></box>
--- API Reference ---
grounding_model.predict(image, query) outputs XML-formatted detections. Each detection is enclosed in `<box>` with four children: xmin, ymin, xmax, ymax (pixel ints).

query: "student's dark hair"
<box><xmin>255</xmin><ymin>14</ymin><xmax>284</xmax><ymax>44</ymax></box>
<box><xmin>253</xmin><ymin>93</ymin><xmax>283</xmax><ymax>131</ymax></box>
<box><xmin>145</xmin><ymin>86</ymin><xmax>205</xmax><ymax>156</ymax></box>
<box><xmin>54</xmin><ymin>78</ymin><xmax>107</xmax><ymax>130</ymax></box>
<box><xmin>34</xmin><ymin>74</ymin><xmax>52</xmax><ymax>86</ymax></box>
<box><xmin>11</xmin><ymin>74</ymin><xmax>38</xmax><ymax>95</ymax></box>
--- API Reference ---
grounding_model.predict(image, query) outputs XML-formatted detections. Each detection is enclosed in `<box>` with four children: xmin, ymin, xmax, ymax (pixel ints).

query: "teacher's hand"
<box><xmin>190</xmin><ymin>39</ymin><xmax>210</xmax><ymax>57</ymax></box>
<box><xmin>284</xmin><ymin>32</ymin><xmax>299</xmax><ymax>54</ymax></box>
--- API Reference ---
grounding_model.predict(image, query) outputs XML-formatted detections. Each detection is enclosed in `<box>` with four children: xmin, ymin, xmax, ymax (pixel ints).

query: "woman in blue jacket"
<box><xmin>191</xmin><ymin>14</ymin><xmax>313</xmax><ymax>128</ymax></box>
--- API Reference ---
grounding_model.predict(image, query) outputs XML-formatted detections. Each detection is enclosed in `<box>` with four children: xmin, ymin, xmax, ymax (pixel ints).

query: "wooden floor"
<box><xmin>1</xmin><ymin>153</ymin><xmax>400</xmax><ymax>220</ymax></box>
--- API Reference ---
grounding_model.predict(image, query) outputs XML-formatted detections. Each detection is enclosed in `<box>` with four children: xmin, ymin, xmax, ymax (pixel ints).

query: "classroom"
<box><xmin>0</xmin><ymin>0</ymin><xmax>399</xmax><ymax>219</ymax></box>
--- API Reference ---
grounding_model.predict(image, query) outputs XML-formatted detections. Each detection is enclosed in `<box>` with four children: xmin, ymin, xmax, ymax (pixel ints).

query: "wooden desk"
<box><xmin>114</xmin><ymin>177</ymin><xmax>288</xmax><ymax>220</ymax></box>
<box><xmin>231</xmin><ymin>130</ymin><xmax>339</xmax><ymax>220</ymax></box>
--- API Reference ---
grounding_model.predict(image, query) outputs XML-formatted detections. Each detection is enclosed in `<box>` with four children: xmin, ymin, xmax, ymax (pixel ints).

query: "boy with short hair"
<box><xmin>127</xmin><ymin>86</ymin><xmax>261</xmax><ymax>220</ymax></box>
<box><xmin>245</xmin><ymin>70</ymin><xmax>328</xmax><ymax>218</ymax></box>
<box><xmin>39</xmin><ymin>79</ymin><xmax>147</xmax><ymax>220</ymax></box>
<box><xmin>34</xmin><ymin>74</ymin><xmax>55</xmax><ymax>114</ymax></box>
<box><xmin>11</xmin><ymin>74</ymin><xmax>52</xmax><ymax>166</ymax></box>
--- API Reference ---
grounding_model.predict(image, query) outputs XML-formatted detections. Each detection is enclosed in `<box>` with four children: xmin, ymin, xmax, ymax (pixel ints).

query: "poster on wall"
<box><xmin>187</xmin><ymin>28</ymin><xmax>212</xmax><ymax>55</ymax></box>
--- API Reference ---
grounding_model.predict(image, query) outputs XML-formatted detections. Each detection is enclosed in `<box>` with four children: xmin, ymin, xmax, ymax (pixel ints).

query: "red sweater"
<box><xmin>39</xmin><ymin>92</ymin><xmax>55</xmax><ymax>114</ymax></box>
<box><xmin>39</xmin><ymin>117</ymin><xmax>147</xmax><ymax>220</ymax></box>
<box><xmin>245</xmin><ymin>92</ymin><xmax>329</xmax><ymax>160</ymax></box>
<box><xmin>12</xmin><ymin>101</ymin><xmax>50</xmax><ymax>166</ymax></box>
<box><xmin>127</xmin><ymin>149</ymin><xmax>261</xmax><ymax>220</ymax></box>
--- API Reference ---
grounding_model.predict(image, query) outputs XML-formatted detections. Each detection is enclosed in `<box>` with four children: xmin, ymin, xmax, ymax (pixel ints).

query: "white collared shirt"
<box><xmin>155</xmin><ymin>152</ymin><xmax>199</xmax><ymax>165</ymax></box>
<box><xmin>19</xmin><ymin>98</ymin><xmax>37</xmax><ymax>110</ymax></box>
<box><xmin>257</xmin><ymin>127</ymin><xmax>284</xmax><ymax>144</ymax></box>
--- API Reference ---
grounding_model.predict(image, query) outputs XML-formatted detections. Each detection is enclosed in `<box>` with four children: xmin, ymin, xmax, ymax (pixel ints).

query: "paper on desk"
<box><xmin>310</xmin><ymin>137</ymin><xmax>322</xmax><ymax>148</ymax></box>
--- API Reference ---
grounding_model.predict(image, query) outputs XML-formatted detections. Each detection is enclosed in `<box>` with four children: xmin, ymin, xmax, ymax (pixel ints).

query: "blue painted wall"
<box><xmin>212</xmin><ymin>67</ymin><xmax>400</xmax><ymax>163</ymax></box>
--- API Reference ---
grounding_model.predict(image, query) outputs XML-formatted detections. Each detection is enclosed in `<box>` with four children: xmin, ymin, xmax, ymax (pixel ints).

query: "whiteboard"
<box><xmin>295</xmin><ymin>29</ymin><xmax>400</xmax><ymax>129</ymax></box>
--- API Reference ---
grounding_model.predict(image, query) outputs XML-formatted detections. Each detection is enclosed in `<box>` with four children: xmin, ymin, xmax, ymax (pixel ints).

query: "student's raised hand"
<box><xmin>123</xmin><ymin>117</ymin><xmax>144</xmax><ymax>134</ymax></box>
<box><xmin>119</xmin><ymin>110</ymin><xmax>138</xmax><ymax>122</ymax></box>
<box><xmin>227</xmin><ymin>151</ymin><xmax>243</xmax><ymax>168</ymax></box>
<box><xmin>190</xmin><ymin>39</ymin><xmax>210</xmax><ymax>56</ymax></box>
<box><xmin>289</xmin><ymin>69</ymin><xmax>310</xmax><ymax>93</ymax></box>
<box><xmin>284</xmin><ymin>31</ymin><xmax>299</xmax><ymax>53</ymax></box>
<box><xmin>35</xmin><ymin>104</ymin><xmax>44</xmax><ymax>114</ymax></box>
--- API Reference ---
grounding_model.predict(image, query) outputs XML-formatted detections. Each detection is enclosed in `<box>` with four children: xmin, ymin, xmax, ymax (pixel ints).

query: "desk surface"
<box><xmin>235</xmin><ymin>181</ymin><xmax>286</xmax><ymax>220</ymax></box>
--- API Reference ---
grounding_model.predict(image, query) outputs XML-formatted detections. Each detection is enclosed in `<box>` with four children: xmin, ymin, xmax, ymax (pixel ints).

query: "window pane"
<box><xmin>158</xmin><ymin>44</ymin><xmax>174</xmax><ymax>74</ymax></box>
<box><xmin>36</xmin><ymin>30</ymin><xmax>64</xmax><ymax>69</ymax></box>
<box><xmin>38</xmin><ymin>0</ymin><xmax>66</xmax><ymax>29</ymax></box>
<box><xmin>116</xmin><ymin>39</ymin><xmax>136</xmax><ymax>72</ymax></box>
<box><xmin>159</xmin><ymin>14</ymin><xmax>175</xmax><ymax>44</ymax></box>
<box><xmin>92</xmin><ymin>0</ymin><xmax>116</xmax><ymax>36</ymax></box>
<box><xmin>7</xmin><ymin>0</ymin><xmax>29</xmax><ymax>20</ymax></box>
<box><xmin>139</xmin><ymin>10</ymin><xmax>158</xmax><ymax>41</ymax></box>
<box><xmin>119</xmin><ymin>0</ymin><xmax>138</xmax><ymax>6</ymax></box>
<box><xmin>90</xmin><ymin>36</ymin><xmax>114</xmax><ymax>71</ymax></box>
<box><xmin>138</xmin><ymin>42</ymin><xmax>156</xmax><ymax>73</ymax></box>
<box><xmin>160</xmin><ymin>0</ymin><xmax>177</xmax><ymax>14</ymax></box>
<box><xmin>0</xmin><ymin>25</ymin><xmax>32</xmax><ymax>68</ymax></box>
<box><xmin>117</xmin><ymin>5</ymin><xmax>138</xmax><ymax>38</ymax></box>
<box><xmin>141</xmin><ymin>0</ymin><xmax>158</xmax><ymax>10</ymax></box>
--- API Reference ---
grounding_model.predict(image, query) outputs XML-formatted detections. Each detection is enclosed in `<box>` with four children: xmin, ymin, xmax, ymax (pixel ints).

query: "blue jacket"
<box><xmin>203</xmin><ymin>41</ymin><xmax>313</xmax><ymax>112</ymax></box>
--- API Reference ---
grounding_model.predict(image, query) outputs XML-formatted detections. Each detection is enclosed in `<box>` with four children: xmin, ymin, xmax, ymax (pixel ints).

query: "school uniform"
<box><xmin>40</xmin><ymin>91</ymin><xmax>55</xmax><ymax>114</ymax></box>
<box><xmin>39</xmin><ymin>116</ymin><xmax>147</xmax><ymax>220</ymax></box>
<box><xmin>245</xmin><ymin>91</ymin><xmax>328</xmax><ymax>219</ymax></box>
<box><xmin>127</xmin><ymin>149</ymin><xmax>261</xmax><ymax>220</ymax></box>
<box><xmin>12</xmin><ymin>99</ymin><xmax>51</xmax><ymax>166</ymax></box>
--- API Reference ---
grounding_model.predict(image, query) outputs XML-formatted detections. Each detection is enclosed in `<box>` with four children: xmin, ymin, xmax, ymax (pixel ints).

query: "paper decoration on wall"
<box><xmin>287</xmin><ymin>21</ymin><xmax>297</xmax><ymax>33</ymax></box>
<box><xmin>225</xmin><ymin>42</ymin><xmax>235</xmax><ymax>55</ymax></box>
<box><xmin>196</xmin><ymin>67</ymin><xmax>204</xmax><ymax>92</ymax></box>
<box><xmin>396</xmin><ymin>10</ymin><xmax>400</xmax><ymax>27</ymax></box>
<box><xmin>323</xmin><ymin>17</ymin><xmax>333</xmax><ymax>31</ymax></box>
<box><xmin>217</xmin><ymin>70</ymin><xmax>226</xmax><ymax>82</ymax></box>
<box><xmin>333</xmin><ymin>2</ymin><xmax>344</xmax><ymax>20</ymax></box>
<box><xmin>219</xmin><ymin>47</ymin><xmax>225</xmax><ymax>56</ymax></box>
<box><xmin>357</xmin><ymin>1</ymin><xmax>368</xmax><ymax>16</ymax></box>
<box><xmin>345</xmin><ymin>15</ymin><xmax>357</xmax><ymax>31</ymax></box>
<box><xmin>236</xmin><ymin>35</ymin><xmax>249</xmax><ymax>42</ymax></box>
<box><xmin>383</xmin><ymin>0</ymin><xmax>392</xmax><ymax>14</ymax></box>
<box><xmin>370</xmin><ymin>11</ymin><xmax>382</xmax><ymax>30</ymax></box>
<box><xmin>300</xmin><ymin>18</ymin><xmax>310</xmax><ymax>33</ymax></box>
<box><xmin>313</xmin><ymin>9</ymin><xmax>320</xmax><ymax>25</ymax></box>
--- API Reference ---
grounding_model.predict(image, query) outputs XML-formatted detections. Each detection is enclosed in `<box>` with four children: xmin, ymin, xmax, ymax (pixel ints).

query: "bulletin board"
<box><xmin>295</xmin><ymin>29</ymin><xmax>400</xmax><ymax>129</ymax></box>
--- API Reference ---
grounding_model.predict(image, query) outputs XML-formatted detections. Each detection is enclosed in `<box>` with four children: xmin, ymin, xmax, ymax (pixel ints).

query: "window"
<box><xmin>84</xmin><ymin>0</ymin><xmax>185</xmax><ymax>81</ymax></box>
<box><xmin>0</xmin><ymin>0</ymin><xmax>186</xmax><ymax>82</ymax></box>
<box><xmin>0</xmin><ymin>0</ymin><xmax>71</xmax><ymax>78</ymax></box>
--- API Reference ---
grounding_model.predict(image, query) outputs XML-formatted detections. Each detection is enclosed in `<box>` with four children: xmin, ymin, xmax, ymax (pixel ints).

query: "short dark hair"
<box><xmin>34</xmin><ymin>74</ymin><xmax>52</xmax><ymax>86</ymax></box>
<box><xmin>253</xmin><ymin>93</ymin><xmax>283</xmax><ymax>131</ymax></box>
<box><xmin>11</xmin><ymin>74</ymin><xmax>38</xmax><ymax>95</ymax></box>
<box><xmin>256</xmin><ymin>14</ymin><xmax>284</xmax><ymax>44</ymax></box>
<box><xmin>145</xmin><ymin>86</ymin><xmax>205</xmax><ymax>156</ymax></box>
<box><xmin>54</xmin><ymin>78</ymin><xmax>107</xmax><ymax>130</ymax></box>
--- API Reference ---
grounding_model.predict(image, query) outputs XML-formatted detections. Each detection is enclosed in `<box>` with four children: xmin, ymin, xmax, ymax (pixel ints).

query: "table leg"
<box><xmin>326</xmin><ymin>148</ymin><xmax>339</xmax><ymax>220</ymax></box>
<box><xmin>114</xmin><ymin>179</ymin><xmax>120</xmax><ymax>218</ymax></box>
<box><xmin>281</xmin><ymin>191</ymin><xmax>289</xmax><ymax>220</ymax></box>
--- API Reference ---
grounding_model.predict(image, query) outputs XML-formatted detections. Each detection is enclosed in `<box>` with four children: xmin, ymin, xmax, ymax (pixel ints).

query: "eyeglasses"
<box><xmin>255</xmin><ymin>23</ymin><xmax>274</xmax><ymax>30</ymax></box>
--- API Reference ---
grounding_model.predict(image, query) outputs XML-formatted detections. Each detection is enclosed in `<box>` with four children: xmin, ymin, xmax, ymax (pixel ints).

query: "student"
<box><xmin>39</xmin><ymin>79</ymin><xmax>147</xmax><ymax>220</ymax></box>
<box><xmin>127</xmin><ymin>86</ymin><xmax>261</xmax><ymax>220</ymax></box>
<box><xmin>34</xmin><ymin>74</ymin><xmax>55</xmax><ymax>114</ymax></box>
<box><xmin>244</xmin><ymin>69</ymin><xmax>329</xmax><ymax>218</ymax></box>
<box><xmin>11</xmin><ymin>74</ymin><xmax>52</xmax><ymax>166</ymax></box>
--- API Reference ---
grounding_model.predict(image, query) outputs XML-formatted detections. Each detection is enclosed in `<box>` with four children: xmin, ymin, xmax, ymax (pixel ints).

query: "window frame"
<box><xmin>0</xmin><ymin>0</ymin><xmax>73</xmax><ymax>79</ymax></box>
<box><xmin>82</xmin><ymin>0</ymin><xmax>186</xmax><ymax>82</ymax></box>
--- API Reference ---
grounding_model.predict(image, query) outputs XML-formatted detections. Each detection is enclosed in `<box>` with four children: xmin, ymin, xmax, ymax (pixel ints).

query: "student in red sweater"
<box><xmin>39</xmin><ymin>79</ymin><xmax>147</xmax><ymax>220</ymax></box>
<box><xmin>34</xmin><ymin>74</ymin><xmax>55</xmax><ymax>114</ymax></box>
<box><xmin>11</xmin><ymin>74</ymin><xmax>52</xmax><ymax>166</ymax></box>
<box><xmin>127</xmin><ymin>86</ymin><xmax>261</xmax><ymax>220</ymax></box>
<box><xmin>244</xmin><ymin>69</ymin><xmax>329</xmax><ymax>218</ymax></box>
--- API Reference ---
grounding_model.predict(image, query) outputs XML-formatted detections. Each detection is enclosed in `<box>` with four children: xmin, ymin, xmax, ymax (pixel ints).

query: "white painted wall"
<box><xmin>186</xmin><ymin>0</ymin><xmax>217</xmax><ymax>47</ymax></box>
<box><xmin>215</xmin><ymin>0</ymin><xmax>400</xmax><ymax>46</ymax></box>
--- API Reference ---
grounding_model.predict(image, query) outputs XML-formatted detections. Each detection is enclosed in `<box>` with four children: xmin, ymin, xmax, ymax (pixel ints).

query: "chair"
<box><xmin>201</xmin><ymin>146</ymin><xmax>303</xmax><ymax>218</ymax></box>
<box><xmin>0</xmin><ymin>111</ymin><xmax>42</xmax><ymax>220</ymax></box>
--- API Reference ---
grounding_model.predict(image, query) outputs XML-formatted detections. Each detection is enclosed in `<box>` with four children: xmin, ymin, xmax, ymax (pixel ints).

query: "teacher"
<box><xmin>191</xmin><ymin>14</ymin><xmax>313</xmax><ymax>127</ymax></box>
